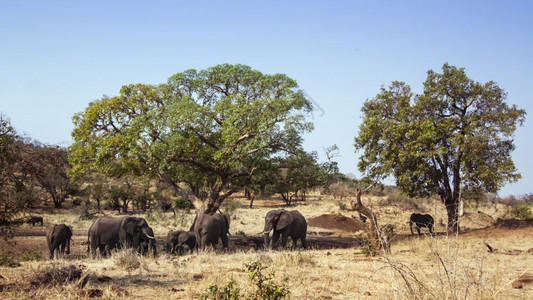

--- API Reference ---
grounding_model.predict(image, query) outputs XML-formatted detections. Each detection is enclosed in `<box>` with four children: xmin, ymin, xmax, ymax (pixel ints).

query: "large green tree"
<box><xmin>69</xmin><ymin>64</ymin><xmax>313</xmax><ymax>213</ymax></box>
<box><xmin>354</xmin><ymin>64</ymin><xmax>526</xmax><ymax>232</ymax></box>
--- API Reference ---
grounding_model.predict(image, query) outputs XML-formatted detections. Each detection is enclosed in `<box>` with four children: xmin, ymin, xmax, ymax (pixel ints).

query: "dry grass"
<box><xmin>1</xmin><ymin>194</ymin><xmax>532</xmax><ymax>299</ymax></box>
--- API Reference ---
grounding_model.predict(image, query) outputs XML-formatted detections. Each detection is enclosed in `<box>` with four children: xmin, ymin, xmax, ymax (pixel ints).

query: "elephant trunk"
<box><xmin>150</xmin><ymin>240</ymin><xmax>157</xmax><ymax>257</ymax></box>
<box><xmin>263</xmin><ymin>230</ymin><xmax>271</xmax><ymax>249</ymax></box>
<box><xmin>66</xmin><ymin>239</ymin><xmax>71</xmax><ymax>254</ymax></box>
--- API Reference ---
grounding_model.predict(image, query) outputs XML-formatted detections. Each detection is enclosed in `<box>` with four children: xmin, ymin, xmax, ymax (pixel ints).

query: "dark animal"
<box><xmin>87</xmin><ymin>216</ymin><xmax>156</xmax><ymax>257</ymax></box>
<box><xmin>46</xmin><ymin>224</ymin><xmax>72</xmax><ymax>259</ymax></box>
<box><xmin>409</xmin><ymin>213</ymin><xmax>434</xmax><ymax>235</ymax></box>
<box><xmin>190</xmin><ymin>213</ymin><xmax>230</xmax><ymax>250</ymax></box>
<box><xmin>359</xmin><ymin>213</ymin><xmax>367</xmax><ymax>223</ymax></box>
<box><xmin>263</xmin><ymin>209</ymin><xmax>307</xmax><ymax>250</ymax></box>
<box><xmin>27</xmin><ymin>216</ymin><xmax>43</xmax><ymax>226</ymax></box>
<box><xmin>165</xmin><ymin>230</ymin><xmax>197</xmax><ymax>254</ymax></box>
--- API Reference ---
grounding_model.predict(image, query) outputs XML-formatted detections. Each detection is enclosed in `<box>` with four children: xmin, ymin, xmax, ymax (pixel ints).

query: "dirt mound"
<box><xmin>308</xmin><ymin>214</ymin><xmax>363</xmax><ymax>232</ymax></box>
<box><xmin>493</xmin><ymin>218</ymin><xmax>533</xmax><ymax>229</ymax></box>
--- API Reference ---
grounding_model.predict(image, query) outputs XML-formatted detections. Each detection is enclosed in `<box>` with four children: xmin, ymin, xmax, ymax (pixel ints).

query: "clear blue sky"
<box><xmin>1</xmin><ymin>1</ymin><xmax>532</xmax><ymax>197</ymax></box>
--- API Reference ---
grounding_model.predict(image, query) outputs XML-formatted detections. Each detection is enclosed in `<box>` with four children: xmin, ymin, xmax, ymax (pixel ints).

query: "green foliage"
<box><xmin>174</xmin><ymin>196</ymin><xmax>195</xmax><ymax>210</ymax></box>
<box><xmin>19</xmin><ymin>251</ymin><xmax>44</xmax><ymax>262</ymax></box>
<box><xmin>275</xmin><ymin>151</ymin><xmax>326</xmax><ymax>205</ymax></box>
<box><xmin>338</xmin><ymin>201</ymin><xmax>347</xmax><ymax>211</ymax></box>
<box><xmin>354</xmin><ymin>63</ymin><xmax>526</xmax><ymax>231</ymax></box>
<box><xmin>509</xmin><ymin>205</ymin><xmax>533</xmax><ymax>219</ymax></box>
<box><xmin>0</xmin><ymin>253</ymin><xmax>21</xmax><ymax>267</ymax></box>
<box><xmin>245</xmin><ymin>261</ymin><xmax>290</xmax><ymax>300</ymax></box>
<box><xmin>69</xmin><ymin>64</ymin><xmax>313</xmax><ymax>213</ymax></box>
<box><xmin>201</xmin><ymin>261</ymin><xmax>290</xmax><ymax>300</ymax></box>
<box><xmin>225</xmin><ymin>201</ymin><xmax>237</xmax><ymax>214</ymax></box>
<box><xmin>361</xmin><ymin>239</ymin><xmax>377</xmax><ymax>257</ymax></box>
<box><xmin>202</xmin><ymin>279</ymin><xmax>241</xmax><ymax>300</ymax></box>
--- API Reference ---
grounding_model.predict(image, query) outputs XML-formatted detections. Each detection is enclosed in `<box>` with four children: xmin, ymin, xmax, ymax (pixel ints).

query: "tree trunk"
<box><xmin>160</xmin><ymin>173</ymin><xmax>197</xmax><ymax>208</ymax></box>
<box><xmin>249</xmin><ymin>195</ymin><xmax>255</xmax><ymax>208</ymax></box>
<box><xmin>445</xmin><ymin>197</ymin><xmax>460</xmax><ymax>233</ymax></box>
<box><xmin>349</xmin><ymin>187</ymin><xmax>384</xmax><ymax>255</ymax></box>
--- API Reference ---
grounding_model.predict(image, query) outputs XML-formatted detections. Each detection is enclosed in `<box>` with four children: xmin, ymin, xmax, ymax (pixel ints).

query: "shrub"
<box><xmin>225</xmin><ymin>201</ymin><xmax>237</xmax><ymax>215</ymax></box>
<box><xmin>329</xmin><ymin>182</ymin><xmax>350</xmax><ymax>200</ymax></box>
<box><xmin>0</xmin><ymin>253</ymin><xmax>20</xmax><ymax>267</ymax></box>
<box><xmin>361</xmin><ymin>239</ymin><xmax>377</xmax><ymax>257</ymax></box>
<box><xmin>338</xmin><ymin>201</ymin><xmax>347</xmax><ymax>211</ymax></box>
<box><xmin>202</xmin><ymin>278</ymin><xmax>241</xmax><ymax>300</ymax></box>
<box><xmin>174</xmin><ymin>196</ymin><xmax>195</xmax><ymax>210</ymax></box>
<box><xmin>29</xmin><ymin>264</ymin><xmax>84</xmax><ymax>287</ymax></box>
<box><xmin>509</xmin><ymin>205</ymin><xmax>533</xmax><ymax>219</ymax></box>
<box><xmin>246</xmin><ymin>261</ymin><xmax>290</xmax><ymax>300</ymax></box>
<box><xmin>145</xmin><ymin>210</ymin><xmax>164</xmax><ymax>223</ymax></box>
<box><xmin>113</xmin><ymin>249</ymin><xmax>141</xmax><ymax>272</ymax></box>
<box><xmin>201</xmin><ymin>261</ymin><xmax>290</xmax><ymax>300</ymax></box>
<box><xmin>19</xmin><ymin>251</ymin><xmax>44</xmax><ymax>262</ymax></box>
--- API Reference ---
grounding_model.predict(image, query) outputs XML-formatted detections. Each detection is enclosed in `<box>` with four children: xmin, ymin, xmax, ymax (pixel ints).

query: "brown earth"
<box><xmin>307</xmin><ymin>213</ymin><xmax>363</xmax><ymax>232</ymax></box>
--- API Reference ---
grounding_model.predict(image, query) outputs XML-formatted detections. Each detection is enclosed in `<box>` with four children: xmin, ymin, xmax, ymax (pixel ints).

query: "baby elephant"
<box><xmin>409</xmin><ymin>213</ymin><xmax>434</xmax><ymax>235</ymax></box>
<box><xmin>165</xmin><ymin>230</ymin><xmax>197</xmax><ymax>254</ymax></box>
<box><xmin>46</xmin><ymin>224</ymin><xmax>73</xmax><ymax>259</ymax></box>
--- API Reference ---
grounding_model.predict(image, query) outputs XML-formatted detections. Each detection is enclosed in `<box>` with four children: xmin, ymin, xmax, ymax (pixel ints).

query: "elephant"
<box><xmin>263</xmin><ymin>209</ymin><xmax>307</xmax><ymax>250</ymax></box>
<box><xmin>409</xmin><ymin>213</ymin><xmax>434</xmax><ymax>235</ymax></box>
<box><xmin>27</xmin><ymin>216</ymin><xmax>43</xmax><ymax>226</ymax></box>
<box><xmin>87</xmin><ymin>216</ymin><xmax>156</xmax><ymax>257</ymax></box>
<box><xmin>165</xmin><ymin>230</ymin><xmax>197</xmax><ymax>254</ymax></box>
<box><xmin>190</xmin><ymin>212</ymin><xmax>230</xmax><ymax>250</ymax></box>
<box><xmin>134</xmin><ymin>225</ymin><xmax>157</xmax><ymax>256</ymax></box>
<box><xmin>46</xmin><ymin>224</ymin><xmax>72</xmax><ymax>259</ymax></box>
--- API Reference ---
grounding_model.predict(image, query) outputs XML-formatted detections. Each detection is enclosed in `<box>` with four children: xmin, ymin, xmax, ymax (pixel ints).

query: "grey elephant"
<box><xmin>165</xmin><ymin>230</ymin><xmax>197</xmax><ymax>254</ymax></box>
<box><xmin>190</xmin><ymin>212</ymin><xmax>230</xmax><ymax>250</ymax></box>
<box><xmin>409</xmin><ymin>213</ymin><xmax>434</xmax><ymax>235</ymax></box>
<box><xmin>46</xmin><ymin>224</ymin><xmax>72</xmax><ymax>259</ymax></box>
<box><xmin>263</xmin><ymin>209</ymin><xmax>307</xmax><ymax>250</ymax></box>
<box><xmin>88</xmin><ymin>216</ymin><xmax>156</xmax><ymax>257</ymax></box>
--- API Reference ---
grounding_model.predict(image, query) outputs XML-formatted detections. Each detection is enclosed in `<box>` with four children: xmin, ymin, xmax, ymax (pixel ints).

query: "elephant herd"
<box><xmin>45</xmin><ymin>210</ymin><xmax>435</xmax><ymax>259</ymax></box>
<box><xmin>45</xmin><ymin>209</ymin><xmax>308</xmax><ymax>260</ymax></box>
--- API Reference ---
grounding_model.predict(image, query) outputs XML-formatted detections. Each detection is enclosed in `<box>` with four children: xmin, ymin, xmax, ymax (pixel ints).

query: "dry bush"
<box><xmin>28</xmin><ymin>264</ymin><xmax>84</xmax><ymax>287</ymax></box>
<box><xmin>112</xmin><ymin>248</ymin><xmax>142</xmax><ymax>272</ymax></box>
<box><xmin>329</xmin><ymin>182</ymin><xmax>351</xmax><ymax>200</ymax></box>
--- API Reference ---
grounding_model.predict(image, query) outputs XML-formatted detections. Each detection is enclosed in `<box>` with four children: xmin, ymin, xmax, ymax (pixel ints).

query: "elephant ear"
<box><xmin>275</xmin><ymin>211</ymin><xmax>293</xmax><ymax>231</ymax></box>
<box><xmin>123</xmin><ymin>218</ymin><xmax>138</xmax><ymax>235</ymax></box>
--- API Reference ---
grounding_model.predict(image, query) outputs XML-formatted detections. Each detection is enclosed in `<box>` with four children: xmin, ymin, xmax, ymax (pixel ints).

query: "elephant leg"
<box><xmin>221</xmin><ymin>234</ymin><xmax>229</xmax><ymax>248</ymax></box>
<box><xmin>301</xmin><ymin>237</ymin><xmax>307</xmax><ymax>249</ymax></box>
<box><xmin>416</xmin><ymin>226</ymin><xmax>421</xmax><ymax>235</ymax></box>
<box><xmin>291</xmin><ymin>237</ymin><xmax>299</xmax><ymax>250</ymax></box>
<box><xmin>201</xmin><ymin>236</ymin><xmax>209</xmax><ymax>250</ymax></box>
<box><xmin>280</xmin><ymin>233</ymin><xmax>289</xmax><ymax>248</ymax></box>
<box><xmin>60</xmin><ymin>242</ymin><xmax>66</xmax><ymax>258</ymax></box>
<box><xmin>271</xmin><ymin>231</ymin><xmax>281</xmax><ymax>248</ymax></box>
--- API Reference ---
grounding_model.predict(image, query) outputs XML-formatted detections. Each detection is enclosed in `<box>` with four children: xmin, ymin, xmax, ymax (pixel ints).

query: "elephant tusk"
<box><xmin>263</xmin><ymin>231</ymin><xmax>271</xmax><ymax>234</ymax></box>
<box><xmin>145</xmin><ymin>233</ymin><xmax>155</xmax><ymax>239</ymax></box>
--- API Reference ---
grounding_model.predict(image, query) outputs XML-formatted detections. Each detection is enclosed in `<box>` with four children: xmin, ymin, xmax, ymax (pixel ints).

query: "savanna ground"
<box><xmin>1</xmin><ymin>194</ymin><xmax>532</xmax><ymax>299</ymax></box>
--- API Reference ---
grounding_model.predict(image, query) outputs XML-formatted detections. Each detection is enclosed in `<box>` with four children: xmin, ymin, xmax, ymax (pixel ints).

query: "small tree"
<box><xmin>275</xmin><ymin>151</ymin><xmax>324</xmax><ymax>205</ymax></box>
